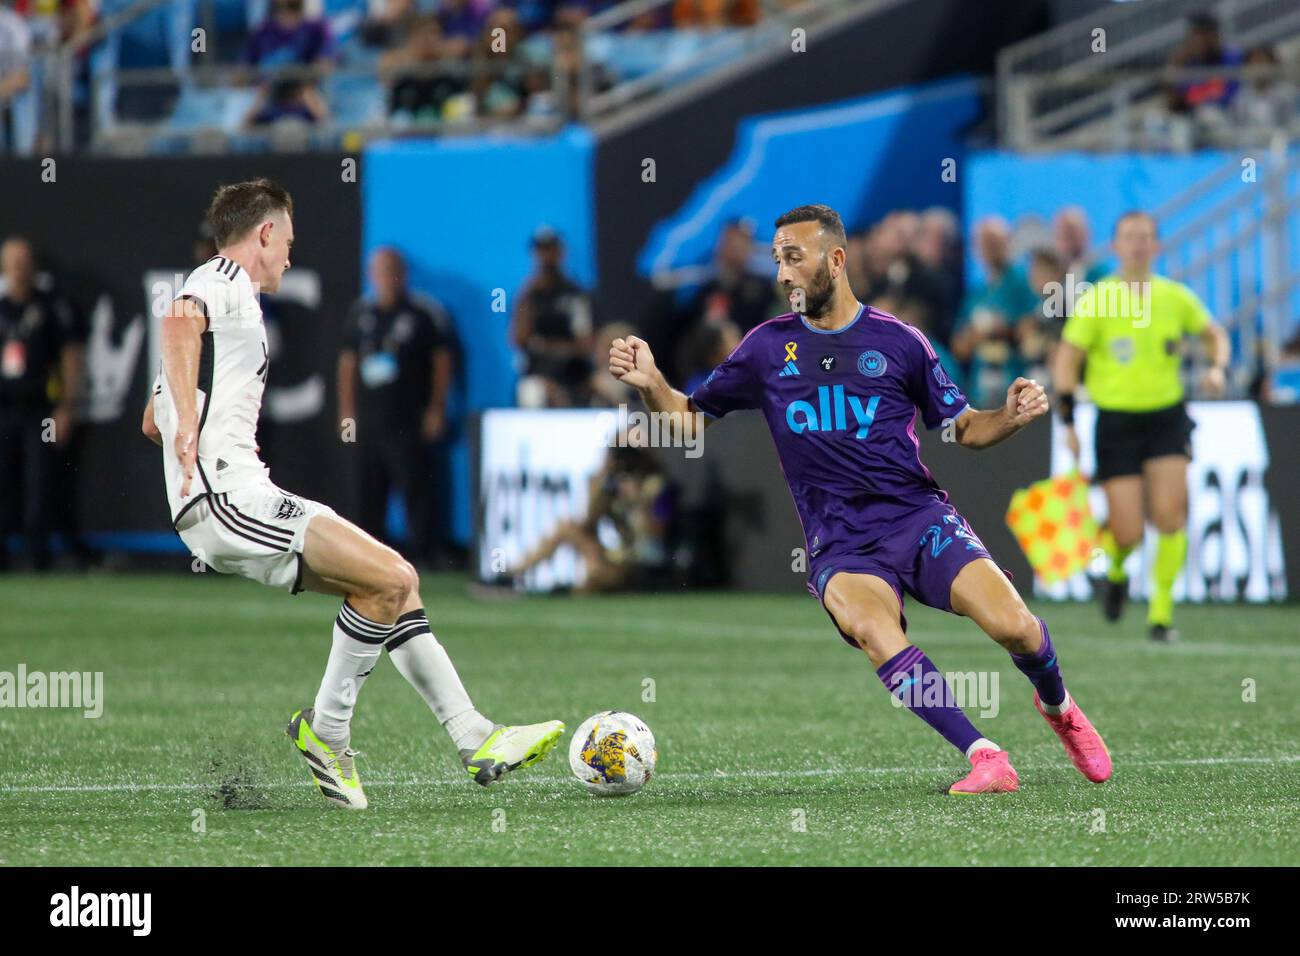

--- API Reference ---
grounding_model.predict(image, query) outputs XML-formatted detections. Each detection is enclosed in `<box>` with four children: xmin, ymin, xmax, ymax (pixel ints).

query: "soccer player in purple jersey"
<box><xmin>609</xmin><ymin>205</ymin><xmax>1112</xmax><ymax>793</ymax></box>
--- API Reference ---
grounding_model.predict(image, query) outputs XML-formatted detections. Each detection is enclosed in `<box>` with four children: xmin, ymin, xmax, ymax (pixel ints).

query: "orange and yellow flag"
<box><xmin>1005</xmin><ymin>471</ymin><xmax>1099</xmax><ymax>584</ymax></box>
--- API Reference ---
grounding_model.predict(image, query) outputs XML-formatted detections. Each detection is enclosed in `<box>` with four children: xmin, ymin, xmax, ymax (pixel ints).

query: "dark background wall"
<box><xmin>0</xmin><ymin>154</ymin><xmax>362</xmax><ymax>538</ymax></box>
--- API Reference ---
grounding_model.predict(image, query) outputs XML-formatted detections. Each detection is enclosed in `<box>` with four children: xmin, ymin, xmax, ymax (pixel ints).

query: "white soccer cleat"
<box><xmin>461</xmin><ymin>720</ymin><xmax>566</xmax><ymax>786</ymax></box>
<box><xmin>286</xmin><ymin>707</ymin><xmax>368</xmax><ymax>810</ymax></box>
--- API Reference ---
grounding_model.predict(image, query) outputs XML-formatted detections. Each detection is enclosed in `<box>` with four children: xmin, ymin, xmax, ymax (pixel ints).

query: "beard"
<box><xmin>795</xmin><ymin>260</ymin><xmax>836</xmax><ymax>318</ymax></box>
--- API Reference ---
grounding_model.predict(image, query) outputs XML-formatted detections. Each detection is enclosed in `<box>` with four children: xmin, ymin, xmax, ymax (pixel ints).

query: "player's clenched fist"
<box><xmin>1007</xmin><ymin>377</ymin><xmax>1049</xmax><ymax>426</ymax></box>
<box><xmin>609</xmin><ymin>335</ymin><xmax>658</xmax><ymax>391</ymax></box>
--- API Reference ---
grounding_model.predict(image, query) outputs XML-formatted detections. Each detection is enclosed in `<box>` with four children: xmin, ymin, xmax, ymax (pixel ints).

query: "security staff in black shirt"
<box><xmin>338</xmin><ymin>247</ymin><xmax>454</xmax><ymax>566</ymax></box>
<box><xmin>0</xmin><ymin>236</ymin><xmax>84</xmax><ymax>571</ymax></box>
<box><xmin>510</xmin><ymin>227</ymin><xmax>594</xmax><ymax>407</ymax></box>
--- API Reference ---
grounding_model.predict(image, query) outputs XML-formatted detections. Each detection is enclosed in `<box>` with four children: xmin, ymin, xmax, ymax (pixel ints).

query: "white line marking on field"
<box><xmin>3</xmin><ymin>754</ymin><xmax>1297</xmax><ymax>794</ymax></box>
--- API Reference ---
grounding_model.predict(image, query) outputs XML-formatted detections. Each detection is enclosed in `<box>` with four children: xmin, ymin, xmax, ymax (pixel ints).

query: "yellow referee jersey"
<box><xmin>1061</xmin><ymin>274</ymin><xmax>1211</xmax><ymax>412</ymax></box>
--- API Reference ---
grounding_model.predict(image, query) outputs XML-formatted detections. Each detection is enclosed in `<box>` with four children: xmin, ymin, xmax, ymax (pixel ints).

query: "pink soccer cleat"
<box><xmin>1034</xmin><ymin>692</ymin><xmax>1113</xmax><ymax>783</ymax></box>
<box><xmin>948</xmin><ymin>748</ymin><xmax>1020</xmax><ymax>795</ymax></box>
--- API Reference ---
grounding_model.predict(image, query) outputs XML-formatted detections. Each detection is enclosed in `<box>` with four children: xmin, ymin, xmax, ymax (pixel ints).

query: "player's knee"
<box><xmin>1113</xmin><ymin>525</ymin><xmax>1143</xmax><ymax>550</ymax></box>
<box><xmin>371</xmin><ymin>560</ymin><xmax>416</xmax><ymax>614</ymax></box>
<box><xmin>1151</xmin><ymin>509</ymin><xmax>1185</xmax><ymax>535</ymax></box>
<box><xmin>402</xmin><ymin>561</ymin><xmax>421</xmax><ymax>603</ymax></box>
<box><xmin>985</xmin><ymin>606</ymin><xmax>1040</xmax><ymax>654</ymax></box>
<box><xmin>840</xmin><ymin>617</ymin><xmax>900</xmax><ymax>662</ymax></box>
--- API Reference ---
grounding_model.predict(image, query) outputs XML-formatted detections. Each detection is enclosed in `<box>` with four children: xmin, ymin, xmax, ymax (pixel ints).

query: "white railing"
<box><xmin>576</xmin><ymin>0</ymin><xmax>853</xmax><ymax>121</ymax></box>
<box><xmin>998</xmin><ymin>0</ymin><xmax>1300</xmax><ymax>150</ymax></box>
<box><xmin>1085</xmin><ymin>143</ymin><xmax>1300</xmax><ymax>390</ymax></box>
<box><xmin>1004</xmin><ymin>61</ymin><xmax>1300</xmax><ymax>152</ymax></box>
<box><xmin>6</xmin><ymin>0</ymin><xmax>850</xmax><ymax>155</ymax></box>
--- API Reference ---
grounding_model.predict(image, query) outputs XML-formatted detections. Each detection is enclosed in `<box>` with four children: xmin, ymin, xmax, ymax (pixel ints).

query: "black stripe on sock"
<box><xmin>385</xmin><ymin>609</ymin><xmax>431</xmax><ymax>651</ymax></box>
<box><xmin>336</xmin><ymin>603</ymin><xmax>390</xmax><ymax>645</ymax></box>
<box><xmin>339</xmin><ymin>601</ymin><xmax>389</xmax><ymax>634</ymax></box>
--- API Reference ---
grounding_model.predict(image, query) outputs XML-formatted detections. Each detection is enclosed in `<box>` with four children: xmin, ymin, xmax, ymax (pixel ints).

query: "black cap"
<box><xmin>531</xmin><ymin>226</ymin><xmax>561</xmax><ymax>248</ymax></box>
<box><xmin>723</xmin><ymin>216</ymin><xmax>756</xmax><ymax>236</ymax></box>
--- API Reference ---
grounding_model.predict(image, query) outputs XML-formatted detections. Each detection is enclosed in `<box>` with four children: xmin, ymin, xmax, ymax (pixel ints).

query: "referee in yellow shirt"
<box><xmin>1054</xmin><ymin>211</ymin><xmax>1230</xmax><ymax>642</ymax></box>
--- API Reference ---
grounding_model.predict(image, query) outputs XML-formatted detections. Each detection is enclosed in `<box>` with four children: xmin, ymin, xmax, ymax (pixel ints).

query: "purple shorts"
<box><xmin>808</xmin><ymin>501</ymin><xmax>991</xmax><ymax>648</ymax></box>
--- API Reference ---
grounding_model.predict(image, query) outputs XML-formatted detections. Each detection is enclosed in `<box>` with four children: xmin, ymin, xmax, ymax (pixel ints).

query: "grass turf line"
<box><xmin>0</xmin><ymin>573</ymin><xmax>1296</xmax><ymax>866</ymax></box>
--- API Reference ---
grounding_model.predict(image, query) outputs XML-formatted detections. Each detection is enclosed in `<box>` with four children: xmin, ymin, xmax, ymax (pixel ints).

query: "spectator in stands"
<box><xmin>12</xmin><ymin>0</ymin><xmax>94</xmax><ymax>51</ymax></box>
<box><xmin>542</xmin><ymin>18</ymin><xmax>614</xmax><ymax>118</ymax></box>
<box><xmin>1019</xmin><ymin>247</ymin><xmax>1068</xmax><ymax>387</ymax></box>
<box><xmin>360</xmin><ymin>0</ymin><xmax>417</xmax><ymax>51</ymax></box>
<box><xmin>669</xmin><ymin>219</ymin><xmax>775</xmax><ymax>351</ymax></box>
<box><xmin>472</xmin><ymin>7</ymin><xmax>539</xmax><ymax>117</ymax></box>
<box><xmin>338</xmin><ymin>247</ymin><xmax>456</xmax><ymax>567</ymax></box>
<box><xmin>382</xmin><ymin>14</ymin><xmax>467</xmax><ymax>123</ymax></box>
<box><xmin>1233</xmin><ymin>45</ymin><xmax>1296</xmax><ymax>134</ymax></box>
<box><xmin>951</xmin><ymin>216</ymin><xmax>1037</xmax><ymax>407</ymax></box>
<box><xmin>672</xmin><ymin>0</ymin><xmax>761</xmax><ymax>28</ymax></box>
<box><xmin>438</xmin><ymin>0</ymin><xmax>489</xmax><ymax>58</ymax></box>
<box><xmin>859</xmin><ymin>211</ymin><xmax>951</xmax><ymax>345</ymax></box>
<box><xmin>242</xmin><ymin>0</ymin><xmax>336</xmax><ymax>70</ymax></box>
<box><xmin>677</xmin><ymin>318</ymin><xmax>741</xmax><ymax>395</ymax></box>
<box><xmin>244</xmin><ymin>76</ymin><xmax>329</xmax><ymax>127</ymax></box>
<box><xmin>511</xmin><ymin>227</ymin><xmax>595</xmax><ymax>407</ymax></box>
<box><xmin>911</xmin><ymin>206</ymin><xmax>961</xmax><ymax>343</ymax></box>
<box><xmin>0</xmin><ymin>0</ymin><xmax>31</xmax><ymax>151</ymax></box>
<box><xmin>1166</xmin><ymin>13</ymin><xmax>1243</xmax><ymax>114</ymax></box>
<box><xmin>1053</xmin><ymin>206</ymin><xmax>1108</xmax><ymax>285</ymax></box>
<box><xmin>0</xmin><ymin>236</ymin><xmax>84</xmax><ymax>572</ymax></box>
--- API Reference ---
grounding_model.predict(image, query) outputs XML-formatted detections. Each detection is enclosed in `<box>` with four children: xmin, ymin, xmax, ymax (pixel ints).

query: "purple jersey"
<box><xmin>690</xmin><ymin>305</ymin><xmax>972</xmax><ymax>567</ymax></box>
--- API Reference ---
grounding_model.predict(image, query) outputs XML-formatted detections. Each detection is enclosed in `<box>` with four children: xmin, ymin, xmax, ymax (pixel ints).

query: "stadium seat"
<box><xmin>92</xmin><ymin>0</ymin><xmax>196</xmax><ymax>124</ymax></box>
<box><xmin>324</xmin><ymin>72</ymin><xmax>385</xmax><ymax>127</ymax></box>
<box><xmin>598</xmin><ymin>30</ymin><xmax>722</xmax><ymax>83</ymax></box>
<box><xmin>166</xmin><ymin>84</ymin><xmax>260</xmax><ymax>132</ymax></box>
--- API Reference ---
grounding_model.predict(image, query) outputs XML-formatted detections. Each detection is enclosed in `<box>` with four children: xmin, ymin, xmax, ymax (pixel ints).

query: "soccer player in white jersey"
<box><xmin>141</xmin><ymin>179</ymin><xmax>563</xmax><ymax>809</ymax></box>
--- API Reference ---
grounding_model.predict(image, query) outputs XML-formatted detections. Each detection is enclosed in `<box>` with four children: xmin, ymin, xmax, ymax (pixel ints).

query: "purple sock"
<box><xmin>876</xmin><ymin>645</ymin><xmax>983</xmax><ymax>756</ymax></box>
<box><xmin>1010</xmin><ymin>617</ymin><xmax>1066</xmax><ymax>707</ymax></box>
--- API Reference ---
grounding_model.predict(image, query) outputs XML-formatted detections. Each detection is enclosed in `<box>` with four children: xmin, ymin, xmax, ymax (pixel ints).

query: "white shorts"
<box><xmin>176</xmin><ymin>483</ymin><xmax>337</xmax><ymax>592</ymax></box>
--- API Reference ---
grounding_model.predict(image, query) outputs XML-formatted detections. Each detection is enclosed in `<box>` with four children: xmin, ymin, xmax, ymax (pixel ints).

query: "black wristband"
<box><xmin>1057</xmin><ymin>393</ymin><xmax>1076</xmax><ymax>425</ymax></box>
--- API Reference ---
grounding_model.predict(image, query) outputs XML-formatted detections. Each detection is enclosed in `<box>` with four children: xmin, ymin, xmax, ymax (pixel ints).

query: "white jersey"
<box><xmin>155</xmin><ymin>255</ymin><xmax>271</xmax><ymax>524</ymax></box>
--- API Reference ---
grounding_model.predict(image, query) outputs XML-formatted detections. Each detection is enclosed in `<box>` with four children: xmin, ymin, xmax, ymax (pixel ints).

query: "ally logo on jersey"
<box><xmin>786</xmin><ymin>384</ymin><xmax>881</xmax><ymax>439</ymax></box>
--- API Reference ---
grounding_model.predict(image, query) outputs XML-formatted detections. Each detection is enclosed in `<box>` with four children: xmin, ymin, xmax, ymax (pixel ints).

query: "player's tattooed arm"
<box><xmin>161</xmin><ymin>297</ymin><xmax>209</xmax><ymax>496</ymax></box>
<box><xmin>954</xmin><ymin>377</ymin><xmax>1050</xmax><ymax>450</ymax></box>
<box><xmin>608</xmin><ymin>334</ymin><xmax>713</xmax><ymax>433</ymax></box>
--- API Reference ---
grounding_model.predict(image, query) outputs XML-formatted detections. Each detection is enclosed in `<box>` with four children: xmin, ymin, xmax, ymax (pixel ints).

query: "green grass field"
<box><xmin>1</xmin><ymin>572</ymin><xmax>1297</xmax><ymax>866</ymax></box>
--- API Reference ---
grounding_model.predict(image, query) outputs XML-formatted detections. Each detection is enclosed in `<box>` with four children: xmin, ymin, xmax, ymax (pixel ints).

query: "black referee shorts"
<box><xmin>1094</xmin><ymin>402</ymin><xmax>1194</xmax><ymax>482</ymax></box>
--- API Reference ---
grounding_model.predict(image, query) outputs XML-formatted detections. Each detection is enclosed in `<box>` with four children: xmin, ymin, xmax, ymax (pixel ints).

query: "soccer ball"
<box><xmin>568</xmin><ymin>711</ymin><xmax>657</xmax><ymax>796</ymax></box>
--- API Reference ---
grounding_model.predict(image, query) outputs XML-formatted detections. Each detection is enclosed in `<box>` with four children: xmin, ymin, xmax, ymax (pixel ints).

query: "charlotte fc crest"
<box><xmin>858</xmin><ymin>350</ymin><xmax>887</xmax><ymax>377</ymax></box>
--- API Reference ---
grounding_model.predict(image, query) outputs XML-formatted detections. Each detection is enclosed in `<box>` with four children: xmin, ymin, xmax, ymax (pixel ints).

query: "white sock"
<box><xmin>385</xmin><ymin>608</ymin><xmax>495</xmax><ymax>751</ymax></box>
<box><xmin>445</xmin><ymin>709</ymin><xmax>496</xmax><ymax>752</ymax></box>
<box><xmin>312</xmin><ymin>602</ymin><xmax>387</xmax><ymax>748</ymax></box>
<box><xmin>965</xmin><ymin>738</ymin><xmax>1000</xmax><ymax>759</ymax></box>
<box><xmin>1040</xmin><ymin>691</ymin><xmax>1072</xmax><ymax>716</ymax></box>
